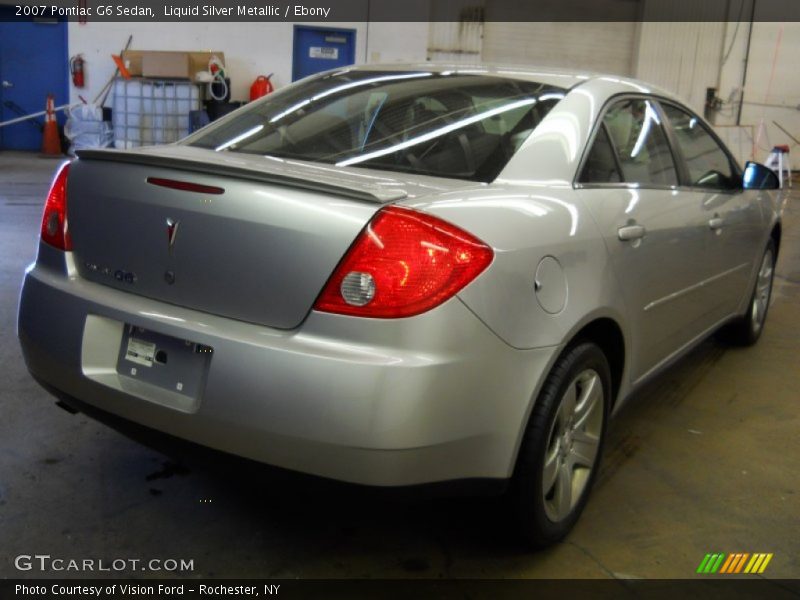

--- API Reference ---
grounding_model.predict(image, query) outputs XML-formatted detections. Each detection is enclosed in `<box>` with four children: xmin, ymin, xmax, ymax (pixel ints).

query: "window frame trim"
<box><xmin>573</xmin><ymin>92</ymin><xmax>701</xmax><ymax>192</ymax></box>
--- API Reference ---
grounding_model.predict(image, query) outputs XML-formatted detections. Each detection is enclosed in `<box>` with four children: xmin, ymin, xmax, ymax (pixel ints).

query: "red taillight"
<box><xmin>314</xmin><ymin>206</ymin><xmax>493</xmax><ymax>318</ymax></box>
<box><xmin>40</xmin><ymin>162</ymin><xmax>72</xmax><ymax>251</ymax></box>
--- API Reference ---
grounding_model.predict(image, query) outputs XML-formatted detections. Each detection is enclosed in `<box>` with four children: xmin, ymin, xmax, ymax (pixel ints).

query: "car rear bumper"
<box><xmin>18</xmin><ymin>259</ymin><xmax>557</xmax><ymax>487</ymax></box>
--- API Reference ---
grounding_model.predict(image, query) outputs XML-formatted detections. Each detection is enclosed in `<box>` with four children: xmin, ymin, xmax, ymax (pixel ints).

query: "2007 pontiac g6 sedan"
<box><xmin>18</xmin><ymin>64</ymin><xmax>782</xmax><ymax>546</ymax></box>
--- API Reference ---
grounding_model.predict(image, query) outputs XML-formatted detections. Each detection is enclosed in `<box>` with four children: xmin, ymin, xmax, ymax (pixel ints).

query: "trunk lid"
<box><xmin>67</xmin><ymin>145</ymin><xmax>476</xmax><ymax>329</ymax></box>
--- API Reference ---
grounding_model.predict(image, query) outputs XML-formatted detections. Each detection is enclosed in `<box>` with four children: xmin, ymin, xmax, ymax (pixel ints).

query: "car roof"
<box><xmin>346</xmin><ymin>62</ymin><xmax>682</xmax><ymax>103</ymax></box>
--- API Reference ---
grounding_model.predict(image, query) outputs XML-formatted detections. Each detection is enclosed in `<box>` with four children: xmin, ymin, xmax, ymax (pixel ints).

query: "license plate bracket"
<box><xmin>116</xmin><ymin>325</ymin><xmax>212</xmax><ymax>399</ymax></box>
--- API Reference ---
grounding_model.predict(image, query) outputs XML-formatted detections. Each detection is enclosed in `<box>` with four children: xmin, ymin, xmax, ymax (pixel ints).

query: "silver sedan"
<box><xmin>18</xmin><ymin>64</ymin><xmax>782</xmax><ymax>546</ymax></box>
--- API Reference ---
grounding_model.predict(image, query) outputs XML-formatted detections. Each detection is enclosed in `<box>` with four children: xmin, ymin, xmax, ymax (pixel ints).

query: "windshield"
<box><xmin>186</xmin><ymin>70</ymin><xmax>565</xmax><ymax>182</ymax></box>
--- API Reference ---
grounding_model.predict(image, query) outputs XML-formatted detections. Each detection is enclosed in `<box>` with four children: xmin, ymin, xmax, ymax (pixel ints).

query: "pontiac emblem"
<box><xmin>166</xmin><ymin>218</ymin><xmax>180</xmax><ymax>253</ymax></box>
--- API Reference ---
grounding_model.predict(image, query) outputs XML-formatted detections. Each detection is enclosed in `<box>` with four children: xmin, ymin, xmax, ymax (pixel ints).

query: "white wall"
<box><xmin>365</xmin><ymin>21</ymin><xmax>429</xmax><ymax>63</ymax></box>
<box><xmin>483</xmin><ymin>22</ymin><xmax>638</xmax><ymax>75</ymax></box>
<box><xmin>67</xmin><ymin>20</ymin><xmax>429</xmax><ymax>105</ymax></box>
<box><xmin>634</xmin><ymin>22</ymin><xmax>726</xmax><ymax>111</ymax></box>
<box><xmin>727</xmin><ymin>22</ymin><xmax>800</xmax><ymax>162</ymax></box>
<box><xmin>635</xmin><ymin>19</ymin><xmax>800</xmax><ymax>163</ymax></box>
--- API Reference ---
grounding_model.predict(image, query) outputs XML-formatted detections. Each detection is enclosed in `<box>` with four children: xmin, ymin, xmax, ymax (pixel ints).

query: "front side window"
<box><xmin>187</xmin><ymin>70</ymin><xmax>564</xmax><ymax>182</ymax></box>
<box><xmin>602</xmin><ymin>98</ymin><xmax>678</xmax><ymax>187</ymax></box>
<box><xmin>661</xmin><ymin>104</ymin><xmax>739</xmax><ymax>190</ymax></box>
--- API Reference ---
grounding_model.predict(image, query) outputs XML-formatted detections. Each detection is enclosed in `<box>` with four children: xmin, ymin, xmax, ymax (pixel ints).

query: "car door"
<box><xmin>658</xmin><ymin>102</ymin><xmax>765</xmax><ymax>320</ymax></box>
<box><xmin>575</xmin><ymin>97</ymin><xmax>715</xmax><ymax>383</ymax></box>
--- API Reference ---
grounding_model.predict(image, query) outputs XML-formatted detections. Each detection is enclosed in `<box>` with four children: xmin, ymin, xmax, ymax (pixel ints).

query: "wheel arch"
<box><xmin>508</xmin><ymin>310</ymin><xmax>629</xmax><ymax>479</ymax></box>
<box><xmin>571</xmin><ymin>317</ymin><xmax>626</xmax><ymax>410</ymax></box>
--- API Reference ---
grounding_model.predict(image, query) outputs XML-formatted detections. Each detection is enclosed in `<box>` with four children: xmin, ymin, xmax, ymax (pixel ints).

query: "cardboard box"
<box><xmin>122</xmin><ymin>51</ymin><xmax>226</xmax><ymax>80</ymax></box>
<box><xmin>142</xmin><ymin>52</ymin><xmax>189</xmax><ymax>78</ymax></box>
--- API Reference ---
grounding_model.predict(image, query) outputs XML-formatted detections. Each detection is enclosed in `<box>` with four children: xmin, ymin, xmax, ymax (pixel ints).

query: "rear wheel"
<box><xmin>511</xmin><ymin>342</ymin><xmax>610</xmax><ymax>548</ymax></box>
<box><xmin>721</xmin><ymin>241</ymin><xmax>775</xmax><ymax>346</ymax></box>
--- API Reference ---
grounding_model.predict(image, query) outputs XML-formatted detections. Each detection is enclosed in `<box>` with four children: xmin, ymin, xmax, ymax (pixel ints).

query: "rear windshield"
<box><xmin>186</xmin><ymin>70</ymin><xmax>565</xmax><ymax>182</ymax></box>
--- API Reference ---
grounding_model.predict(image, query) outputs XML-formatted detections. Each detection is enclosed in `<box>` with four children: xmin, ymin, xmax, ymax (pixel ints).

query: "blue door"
<box><xmin>292</xmin><ymin>26</ymin><xmax>356</xmax><ymax>82</ymax></box>
<box><xmin>0</xmin><ymin>8</ymin><xmax>69</xmax><ymax>150</ymax></box>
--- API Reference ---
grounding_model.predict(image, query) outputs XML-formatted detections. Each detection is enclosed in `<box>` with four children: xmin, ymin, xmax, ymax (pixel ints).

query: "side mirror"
<box><xmin>743</xmin><ymin>161</ymin><xmax>780</xmax><ymax>190</ymax></box>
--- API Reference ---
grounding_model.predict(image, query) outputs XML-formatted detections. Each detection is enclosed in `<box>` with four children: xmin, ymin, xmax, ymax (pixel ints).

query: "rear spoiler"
<box><xmin>75</xmin><ymin>149</ymin><xmax>407</xmax><ymax>204</ymax></box>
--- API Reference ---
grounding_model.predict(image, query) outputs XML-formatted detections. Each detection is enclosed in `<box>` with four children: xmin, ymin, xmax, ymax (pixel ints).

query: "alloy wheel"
<box><xmin>542</xmin><ymin>369</ymin><xmax>604</xmax><ymax>522</ymax></box>
<box><xmin>751</xmin><ymin>248</ymin><xmax>774</xmax><ymax>335</ymax></box>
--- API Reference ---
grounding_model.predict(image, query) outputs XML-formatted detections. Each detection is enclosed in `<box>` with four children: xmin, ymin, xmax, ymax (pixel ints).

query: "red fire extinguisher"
<box><xmin>250</xmin><ymin>74</ymin><xmax>274</xmax><ymax>101</ymax></box>
<box><xmin>70</xmin><ymin>55</ymin><xmax>85</xmax><ymax>88</ymax></box>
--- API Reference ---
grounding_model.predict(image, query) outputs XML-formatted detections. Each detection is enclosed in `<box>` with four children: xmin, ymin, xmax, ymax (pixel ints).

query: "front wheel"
<box><xmin>510</xmin><ymin>342</ymin><xmax>610</xmax><ymax>548</ymax></box>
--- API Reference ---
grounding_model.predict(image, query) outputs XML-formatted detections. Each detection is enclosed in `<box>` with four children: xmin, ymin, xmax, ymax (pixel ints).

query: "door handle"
<box><xmin>708</xmin><ymin>217</ymin><xmax>724</xmax><ymax>230</ymax></box>
<box><xmin>2</xmin><ymin>80</ymin><xmax>13</xmax><ymax>88</ymax></box>
<box><xmin>618</xmin><ymin>224</ymin><xmax>646</xmax><ymax>241</ymax></box>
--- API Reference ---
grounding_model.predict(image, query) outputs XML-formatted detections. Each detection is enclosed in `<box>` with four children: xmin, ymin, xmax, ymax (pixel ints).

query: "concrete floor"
<box><xmin>1</xmin><ymin>150</ymin><xmax>798</xmax><ymax>580</ymax></box>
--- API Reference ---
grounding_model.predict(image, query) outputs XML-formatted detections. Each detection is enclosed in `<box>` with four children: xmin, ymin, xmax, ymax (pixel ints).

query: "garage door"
<box><xmin>482</xmin><ymin>21</ymin><xmax>637</xmax><ymax>76</ymax></box>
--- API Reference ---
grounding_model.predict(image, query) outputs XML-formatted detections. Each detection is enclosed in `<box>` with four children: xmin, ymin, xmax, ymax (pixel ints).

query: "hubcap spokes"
<box><xmin>543</xmin><ymin>369</ymin><xmax>604</xmax><ymax>522</ymax></box>
<box><xmin>752</xmin><ymin>250</ymin><xmax>774</xmax><ymax>334</ymax></box>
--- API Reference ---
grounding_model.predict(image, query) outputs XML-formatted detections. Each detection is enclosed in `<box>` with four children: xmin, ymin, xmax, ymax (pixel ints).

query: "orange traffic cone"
<box><xmin>41</xmin><ymin>94</ymin><xmax>62</xmax><ymax>157</ymax></box>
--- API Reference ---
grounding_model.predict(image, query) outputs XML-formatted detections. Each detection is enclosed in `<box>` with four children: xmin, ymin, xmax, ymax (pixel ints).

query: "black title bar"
<box><xmin>4</xmin><ymin>579</ymin><xmax>800</xmax><ymax>599</ymax></box>
<box><xmin>4</xmin><ymin>0</ymin><xmax>800</xmax><ymax>22</ymax></box>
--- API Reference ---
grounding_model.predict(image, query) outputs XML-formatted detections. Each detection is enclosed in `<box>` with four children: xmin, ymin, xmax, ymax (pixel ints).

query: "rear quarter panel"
<box><xmin>406</xmin><ymin>186</ymin><xmax>627</xmax><ymax>353</ymax></box>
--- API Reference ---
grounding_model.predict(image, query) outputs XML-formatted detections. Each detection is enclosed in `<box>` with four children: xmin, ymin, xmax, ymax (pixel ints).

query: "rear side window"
<box><xmin>602</xmin><ymin>99</ymin><xmax>678</xmax><ymax>187</ymax></box>
<box><xmin>579</xmin><ymin>125</ymin><xmax>622</xmax><ymax>184</ymax></box>
<box><xmin>661</xmin><ymin>104</ymin><xmax>739</xmax><ymax>190</ymax></box>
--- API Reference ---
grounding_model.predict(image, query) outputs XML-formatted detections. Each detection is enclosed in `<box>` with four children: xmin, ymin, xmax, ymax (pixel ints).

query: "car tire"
<box><xmin>720</xmin><ymin>240</ymin><xmax>776</xmax><ymax>347</ymax></box>
<box><xmin>510</xmin><ymin>341</ymin><xmax>611</xmax><ymax>548</ymax></box>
